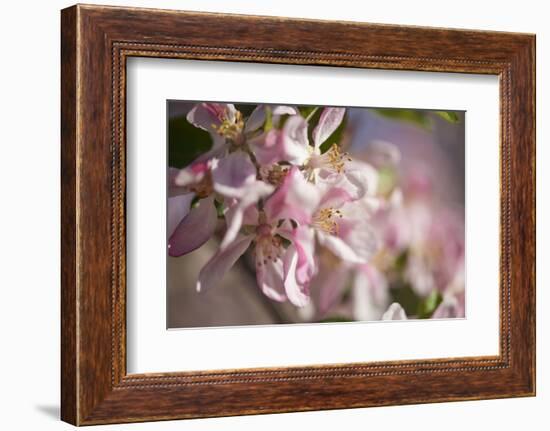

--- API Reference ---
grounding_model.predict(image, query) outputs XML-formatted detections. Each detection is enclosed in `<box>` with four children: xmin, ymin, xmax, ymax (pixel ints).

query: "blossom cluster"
<box><xmin>168</xmin><ymin>103</ymin><xmax>466</xmax><ymax>321</ymax></box>
<box><xmin>168</xmin><ymin>103</ymin><xmax>380</xmax><ymax>308</ymax></box>
<box><xmin>294</xmin><ymin>139</ymin><xmax>465</xmax><ymax>322</ymax></box>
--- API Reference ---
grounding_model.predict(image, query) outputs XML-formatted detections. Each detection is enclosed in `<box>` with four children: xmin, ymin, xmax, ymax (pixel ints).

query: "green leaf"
<box><xmin>416</xmin><ymin>290</ymin><xmax>443</xmax><ymax>319</ymax></box>
<box><xmin>373</xmin><ymin>108</ymin><xmax>431</xmax><ymax>129</ymax></box>
<box><xmin>234</xmin><ymin>104</ymin><xmax>256</xmax><ymax>118</ymax></box>
<box><xmin>168</xmin><ymin>115</ymin><xmax>212</xmax><ymax>168</ymax></box>
<box><xmin>377</xmin><ymin>166</ymin><xmax>398</xmax><ymax>197</ymax></box>
<box><xmin>393</xmin><ymin>249</ymin><xmax>409</xmax><ymax>273</ymax></box>
<box><xmin>263</xmin><ymin>107</ymin><xmax>274</xmax><ymax>132</ymax></box>
<box><xmin>389</xmin><ymin>282</ymin><xmax>421</xmax><ymax>316</ymax></box>
<box><xmin>214</xmin><ymin>199</ymin><xmax>225</xmax><ymax>218</ymax></box>
<box><xmin>190</xmin><ymin>195</ymin><xmax>200</xmax><ymax>208</ymax></box>
<box><xmin>298</xmin><ymin>106</ymin><xmax>318</xmax><ymax>119</ymax></box>
<box><xmin>434</xmin><ymin>111</ymin><xmax>460</xmax><ymax>123</ymax></box>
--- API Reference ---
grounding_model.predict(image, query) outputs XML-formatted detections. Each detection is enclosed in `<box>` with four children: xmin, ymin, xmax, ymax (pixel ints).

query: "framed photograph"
<box><xmin>61</xmin><ymin>4</ymin><xmax>535</xmax><ymax>425</ymax></box>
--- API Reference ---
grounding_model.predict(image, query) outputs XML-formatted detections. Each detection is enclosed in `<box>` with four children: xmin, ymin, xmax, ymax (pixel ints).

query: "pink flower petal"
<box><xmin>405</xmin><ymin>253</ymin><xmax>436</xmax><ymax>297</ymax></box>
<box><xmin>316</xmin><ymin>266</ymin><xmax>350</xmax><ymax>316</ymax></box>
<box><xmin>316</xmin><ymin>167</ymin><xmax>377</xmax><ymax>207</ymax></box>
<box><xmin>343</xmin><ymin>162</ymin><xmax>379</xmax><ymax>197</ymax></box>
<box><xmin>318</xmin><ymin>185</ymin><xmax>354</xmax><ymax>209</ymax></box>
<box><xmin>247</xmin><ymin>130</ymin><xmax>281</xmax><ymax>166</ymax></box>
<box><xmin>248</xmin><ymin>115</ymin><xmax>310</xmax><ymax>166</ymax></box>
<box><xmin>312</xmin><ymin>107</ymin><xmax>346</xmax><ymax>149</ymax></box>
<box><xmin>212</xmin><ymin>151</ymin><xmax>256</xmax><ymax>198</ymax></box>
<box><xmin>272</xmin><ymin>105</ymin><xmax>298</xmax><ymax>116</ymax></box>
<box><xmin>220</xmin><ymin>204</ymin><xmax>244</xmax><ymax>251</ymax></box>
<box><xmin>432</xmin><ymin>291</ymin><xmax>465</xmax><ymax>319</ymax></box>
<box><xmin>364</xmin><ymin>140</ymin><xmax>401</xmax><ymax>168</ymax></box>
<box><xmin>196</xmin><ymin>235</ymin><xmax>253</xmax><ymax>292</ymax></box>
<box><xmin>291</xmin><ymin>226</ymin><xmax>316</xmax><ymax>285</ymax></box>
<box><xmin>256</xmin><ymin>253</ymin><xmax>287</xmax><ymax>303</ymax></box>
<box><xmin>264</xmin><ymin>167</ymin><xmax>320</xmax><ymax>224</ymax></box>
<box><xmin>168</xmin><ymin>196</ymin><xmax>217</xmax><ymax>257</ymax></box>
<box><xmin>431</xmin><ymin>300</ymin><xmax>456</xmax><ymax>319</ymax></box>
<box><xmin>244</xmin><ymin>105</ymin><xmax>266</xmax><ymax>133</ymax></box>
<box><xmin>316</xmin><ymin>222</ymin><xmax>376</xmax><ymax>265</ymax></box>
<box><xmin>225</xmin><ymin>198</ymin><xmax>259</xmax><ymax>228</ymax></box>
<box><xmin>336</xmin><ymin>218</ymin><xmax>378</xmax><ymax>263</ymax></box>
<box><xmin>316</xmin><ymin>231</ymin><xmax>361</xmax><ymax>264</ymax></box>
<box><xmin>173</xmin><ymin>159</ymin><xmax>216</xmax><ymax>188</ymax></box>
<box><xmin>186</xmin><ymin>103</ymin><xmax>236</xmax><ymax>133</ymax></box>
<box><xmin>282</xmin><ymin>115</ymin><xmax>310</xmax><ymax>164</ymax></box>
<box><xmin>352</xmin><ymin>265</ymin><xmax>390</xmax><ymax>321</ymax></box>
<box><xmin>168</xmin><ymin>167</ymin><xmax>189</xmax><ymax>197</ymax></box>
<box><xmin>219</xmin><ymin>181</ymin><xmax>274</xmax><ymax>250</ymax></box>
<box><xmin>167</xmin><ymin>193</ymin><xmax>194</xmax><ymax>238</ymax></box>
<box><xmin>282</xmin><ymin>246</ymin><xmax>311</xmax><ymax>307</ymax></box>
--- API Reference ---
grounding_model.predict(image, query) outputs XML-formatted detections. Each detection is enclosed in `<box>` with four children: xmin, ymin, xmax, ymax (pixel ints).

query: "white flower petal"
<box><xmin>244</xmin><ymin>105</ymin><xmax>266</xmax><ymax>133</ymax></box>
<box><xmin>312</xmin><ymin>107</ymin><xmax>346</xmax><ymax>148</ymax></box>
<box><xmin>282</xmin><ymin>246</ymin><xmax>311</xmax><ymax>307</ymax></box>
<box><xmin>382</xmin><ymin>303</ymin><xmax>408</xmax><ymax>321</ymax></box>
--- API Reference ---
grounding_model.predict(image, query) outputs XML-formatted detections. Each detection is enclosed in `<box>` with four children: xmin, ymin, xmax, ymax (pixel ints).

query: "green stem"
<box><xmin>305</xmin><ymin>107</ymin><xmax>319</xmax><ymax>122</ymax></box>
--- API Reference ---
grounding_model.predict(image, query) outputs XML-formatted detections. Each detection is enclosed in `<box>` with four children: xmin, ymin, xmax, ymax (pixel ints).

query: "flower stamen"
<box><xmin>313</xmin><ymin>207</ymin><xmax>343</xmax><ymax>235</ymax></box>
<box><xmin>212</xmin><ymin>110</ymin><xmax>244</xmax><ymax>142</ymax></box>
<box><xmin>307</xmin><ymin>144</ymin><xmax>352</xmax><ymax>174</ymax></box>
<box><xmin>324</xmin><ymin>144</ymin><xmax>352</xmax><ymax>174</ymax></box>
<box><xmin>254</xmin><ymin>225</ymin><xmax>284</xmax><ymax>267</ymax></box>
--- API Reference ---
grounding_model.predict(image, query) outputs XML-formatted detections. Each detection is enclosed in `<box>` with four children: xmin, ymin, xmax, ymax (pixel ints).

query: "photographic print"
<box><xmin>167</xmin><ymin>101</ymin><xmax>465</xmax><ymax>328</ymax></box>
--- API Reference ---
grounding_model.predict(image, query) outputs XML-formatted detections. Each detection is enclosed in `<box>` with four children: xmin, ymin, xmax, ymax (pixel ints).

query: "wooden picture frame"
<box><xmin>61</xmin><ymin>4</ymin><xmax>535</xmax><ymax>425</ymax></box>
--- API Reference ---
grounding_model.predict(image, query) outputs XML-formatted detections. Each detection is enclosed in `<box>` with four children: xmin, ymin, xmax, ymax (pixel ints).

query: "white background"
<box><xmin>0</xmin><ymin>0</ymin><xmax>546</xmax><ymax>430</ymax></box>
<box><xmin>127</xmin><ymin>59</ymin><xmax>499</xmax><ymax>373</ymax></box>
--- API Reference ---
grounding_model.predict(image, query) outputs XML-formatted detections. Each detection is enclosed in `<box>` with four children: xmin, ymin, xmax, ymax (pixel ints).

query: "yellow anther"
<box><xmin>212</xmin><ymin>110</ymin><xmax>244</xmax><ymax>141</ymax></box>
<box><xmin>313</xmin><ymin>207</ymin><xmax>342</xmax><ymax>235</ymax></box>
<box><xmin>325</xmin><ymin>144</ymin><xmax>348</xmax><ymax>174</ymax></box>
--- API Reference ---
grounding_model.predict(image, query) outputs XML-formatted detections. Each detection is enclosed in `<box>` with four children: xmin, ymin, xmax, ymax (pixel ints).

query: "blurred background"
<box><xmin>167</xmin><ymin>101</ymin><xmax>465</xmax><ymax>329</ymax></box>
